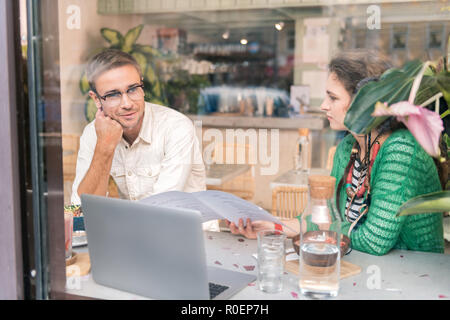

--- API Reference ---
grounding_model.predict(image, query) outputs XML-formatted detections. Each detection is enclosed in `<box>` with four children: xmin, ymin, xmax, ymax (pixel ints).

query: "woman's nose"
<box><xmin>320</xmin><ymin>99</ymin><xmax>329</xmax><ymax>111</ymax></box>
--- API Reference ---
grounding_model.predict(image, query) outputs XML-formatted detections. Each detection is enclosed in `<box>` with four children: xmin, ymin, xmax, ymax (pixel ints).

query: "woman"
<box><xmin>227</xmin><ymin>50</ymin><xmax>445</xmax><ymax>256</ymax></box>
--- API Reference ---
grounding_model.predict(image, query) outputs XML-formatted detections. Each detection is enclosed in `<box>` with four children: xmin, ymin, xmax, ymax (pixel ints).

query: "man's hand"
<box><xmin>226</xmin><ymin>218</ymin><xmax>275</xmax><ymax>239</ymax></box>
<box><xmin>94</xmin><ymin>108</ymin><xmax>123</xmax><ymax>153</ymax></box>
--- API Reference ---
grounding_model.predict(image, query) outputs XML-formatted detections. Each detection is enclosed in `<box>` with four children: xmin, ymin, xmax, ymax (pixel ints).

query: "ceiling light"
<box><xmin>275</xmin><ymin>22</ymin><xmax>285</xmax><ymax>31</ymax></box>
<box><xmin>222</xmin><ymin>30</ymin><xmax>230</xmax><ymax>40</ymax></box>
<box><xmin>240</xmin><ymin>38</ymin><xmax>248</xmax><ymax>45</ymax></box>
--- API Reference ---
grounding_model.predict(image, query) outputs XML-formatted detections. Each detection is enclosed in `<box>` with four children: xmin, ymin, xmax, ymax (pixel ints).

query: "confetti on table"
<box><xmin>208</xmin><ymin>236</ymin><xmax>213</xmax><ymax>240</ymax></box>
<box><xmin>243</xmin><ymin>265</ymin><xmax>255</xmax><ymax>271</ymax></box>
<box><xmin>238</xmin><ymin>238</ymin><xmax>245</xmax><ymax>242</ymax></box>
<box><xmin>438</xmin><ymin>294</ymin><xmax>448</xmax><ymax>299</ymax></box>
<box><xmin>247</xmin><ymin>282</ymin><xmax>256</xmax><ymax>287</ymax></box>
<box><xmin>400</xmin><ymin>255</ymin><xmax>404</xmax><ymax>258</ymax></box>
<box><xmin>419</xmin><ymin>274</ymin><xmax>429</xmax><ymax>278</ymax></box>
<box><xmin>214</xmin><ymin>260</ymin><xmax>222</xmax><ymax>266</ymax></box>
<box><xmin>353</xmin><ymin>282</ymin><xmax>357</xmax><ymax>286</ymax></box>
<box><xmin>290</xmin><ymin>292</ymin><xmax>299</xmax><ymax>299</ymax></box>
<box><xmin>233</xmin><ymin>264</ymin><xmax>239</xmax><ymax>269</ymax></box>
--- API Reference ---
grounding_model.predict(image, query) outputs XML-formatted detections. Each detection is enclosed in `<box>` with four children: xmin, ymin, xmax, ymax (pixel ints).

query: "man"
<box><xmin>71</xmin><ymin>49</ymin><xmax>206</xmax><ymax>205</ymax></box>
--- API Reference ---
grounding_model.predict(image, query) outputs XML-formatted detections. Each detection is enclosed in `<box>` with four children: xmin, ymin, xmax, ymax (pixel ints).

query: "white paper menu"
<box><xmin>139</xmin><ymin>190</ymin><xmax>283</xmax><ymax>227</ymax></box>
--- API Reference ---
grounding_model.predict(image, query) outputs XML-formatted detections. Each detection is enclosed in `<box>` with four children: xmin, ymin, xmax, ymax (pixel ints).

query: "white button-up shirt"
<box><xmin>71</xmin><ymin>102</ymin><xmax>206</xmax><ymax>205</ymax></box>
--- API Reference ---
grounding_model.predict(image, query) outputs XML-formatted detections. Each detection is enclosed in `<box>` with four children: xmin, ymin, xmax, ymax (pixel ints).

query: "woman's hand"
<box><xmin>226</xmin><ymin>219</ymin><xmax>275</xmax><ymax>239</ymax></box>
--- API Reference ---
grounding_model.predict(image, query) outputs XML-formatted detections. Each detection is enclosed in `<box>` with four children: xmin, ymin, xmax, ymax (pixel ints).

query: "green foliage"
<box><xmin>344</xmin><ymin>59</ymin><xmax>450</xmax><ymax>135</ymax></box>
<box><xmin>444</xmin><ymin>134</ymin><xmax>450</xmax><ymax>158</ymax></box>
<box><xmin>80</xmin><ymin>24</ymin><xmax>167</xmax><ymax>122</ymax></box>
<box><xmin>397</xmin><ymin>191</ymin><xmax>450</xmax><ymax>216</ymax></box>
<box><xmin>344</xmin><ymin>52</ymin><xmax>450</xmax><ymax>216</ymax></box>
<box><xmin>344</xmin><ymin>60</ymin><xmax>424</xmax><ymax>134</ymax></box>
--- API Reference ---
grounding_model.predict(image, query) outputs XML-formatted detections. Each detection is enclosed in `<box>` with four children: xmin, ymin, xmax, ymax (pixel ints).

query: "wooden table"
<box><xmin>205</xmin><ymin>164</ymin><xmax>251</xmax><ymax>186</ymax></box>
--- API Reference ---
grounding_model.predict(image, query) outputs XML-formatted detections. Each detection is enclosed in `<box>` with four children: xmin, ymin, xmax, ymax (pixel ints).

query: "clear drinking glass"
<box><xmin>299</xmin><ymin>175</ymin><xmax>341</xmax><ymax>298</ymax></box>
<box><xmin>257</xmin><ymin>229</ymin><xmax>286</xmax><ymax>293</ymax></box>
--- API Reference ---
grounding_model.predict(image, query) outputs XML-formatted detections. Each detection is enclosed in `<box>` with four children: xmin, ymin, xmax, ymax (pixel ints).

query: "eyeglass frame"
<box><xmin>92</xmin><ymin>82</ymin><xmax>145</xmax><ymax>108</ymax></box>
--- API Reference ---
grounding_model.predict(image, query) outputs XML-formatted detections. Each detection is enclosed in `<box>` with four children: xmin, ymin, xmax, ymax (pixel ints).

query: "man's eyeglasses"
<box><xmin>94</xmin><ymin>84</ymin><xmax>145</xmax><ymax>108</ymax></box>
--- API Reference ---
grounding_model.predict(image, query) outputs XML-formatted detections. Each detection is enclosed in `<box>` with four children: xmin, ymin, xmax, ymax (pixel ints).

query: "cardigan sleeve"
<box><xmin>348</xmin><ymin>132</ymin><xmax>431</xmax><ymax>256</ymax></box>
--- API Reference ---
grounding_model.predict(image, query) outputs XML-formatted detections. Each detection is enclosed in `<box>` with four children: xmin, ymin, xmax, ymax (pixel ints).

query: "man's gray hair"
<box><xmin>86</xmin><ymin>49</ymin><xmax>143</xmax><ymax>91</ymax></box>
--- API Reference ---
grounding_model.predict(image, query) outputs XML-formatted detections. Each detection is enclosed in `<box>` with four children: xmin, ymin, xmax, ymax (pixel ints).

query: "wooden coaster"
<box><xmin>66</xmin><ymin>252</ymin><xmax>91</xmax><ymax>277</ymax></box>
<box><xmin>65</xmin><ymin>252</ymin><xmax>77</xmax><ymax>266</ymax></box>
<box><xmin>285</xmin><ymin>259</ymin><xmax>361</xmax><ymax>279</ymax></box>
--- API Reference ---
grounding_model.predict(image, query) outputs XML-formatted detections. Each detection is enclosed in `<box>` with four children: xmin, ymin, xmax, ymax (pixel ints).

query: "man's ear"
<box><xmin>88</xmin><ymin>90</ymin><xmax>102</xmax><ymax>110</ymax></box>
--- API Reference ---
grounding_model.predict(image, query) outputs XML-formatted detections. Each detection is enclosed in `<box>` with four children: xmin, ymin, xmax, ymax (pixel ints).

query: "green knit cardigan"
<box><xmin>330</xmin><ymin>129</ymin><xmax>444</xmax><ymax>256</ymax></box>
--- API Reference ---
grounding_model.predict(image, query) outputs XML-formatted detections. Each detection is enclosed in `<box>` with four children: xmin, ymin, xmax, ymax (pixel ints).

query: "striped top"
<box><xmin>345</xmin><ymin>157</ymin><xmax>367</xmax><ymax>223</ymax></box>
<box><xmin>329</xmin><ymin>129</ymin><xmax>444</xmax><ymax>256</ymax></box>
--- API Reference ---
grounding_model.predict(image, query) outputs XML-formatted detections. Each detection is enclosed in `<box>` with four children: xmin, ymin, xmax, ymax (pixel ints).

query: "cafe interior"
<box><xmin>4</xmin><ymin>0</ymin><xmax>450</xmax><ymax>301</ymax></box>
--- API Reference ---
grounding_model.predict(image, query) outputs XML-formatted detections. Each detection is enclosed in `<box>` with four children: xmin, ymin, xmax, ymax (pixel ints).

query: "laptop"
<box><xmin>80</xmin><ymin>194</ymin><xmax>256</xmax><ymax>300</ymax></box>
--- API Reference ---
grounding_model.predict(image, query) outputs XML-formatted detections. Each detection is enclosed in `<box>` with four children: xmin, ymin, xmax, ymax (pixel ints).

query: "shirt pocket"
<box><xmin>110</xmin><ymin>166</ymin><xmax>127</xmax><ymax>195</ymax></box>
<box><xmin>136</xmin><ymin>164</ymin><xmax>161</xmax><ymax>197</ymax></box>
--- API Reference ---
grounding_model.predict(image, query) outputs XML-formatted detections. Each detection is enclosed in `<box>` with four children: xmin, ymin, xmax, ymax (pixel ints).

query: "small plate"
<box><xmin>72</xmin><ymin>230</ymin><xmax>88</xmax><ymax>247</ymax></box>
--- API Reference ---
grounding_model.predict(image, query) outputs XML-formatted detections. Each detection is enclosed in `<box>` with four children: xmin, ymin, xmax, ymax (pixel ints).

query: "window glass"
<box><xmin>27</xmin><ymin>0</ymin><xmax>448</xmax><ymax>298</ymax></box>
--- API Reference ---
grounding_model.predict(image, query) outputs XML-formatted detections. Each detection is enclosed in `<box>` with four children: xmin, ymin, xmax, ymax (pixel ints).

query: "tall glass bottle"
<box><xmin>299</xmin><ymin>175</ymin><xmax>341</xmax><ymax>298</ymax></box>
<box><xmin>294</xmin><ymin>128</ymin><xmax>311</xmax><ymax>174</ymax></box>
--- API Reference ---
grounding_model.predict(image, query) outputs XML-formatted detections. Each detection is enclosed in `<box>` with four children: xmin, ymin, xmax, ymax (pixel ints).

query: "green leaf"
<box><xmin>396</xmin><ymin>191</ymin><xmax>450</xmax><ymax>216</ymax></box>
<box><xmin>131</xmin><ymin>51</ymin><xmax>148</xmax><ymax>75</ymax></box>
<box><xmin>344</xmin><ymin>60</ymin><xmax>424</xmax><ymax>134</ymax></box>
<box><xmin>152</xmin><ymin>81</ymin><xmax>162</xmax><ymax>97</ymax></box>
<box><xmin>436</xmin><ymin>71</ymin><xmax>450</xmax><ymax>106</ymax></box>
<box><xmin>145</xmin><ymin>63</ymin><xmax>157</xmax><ymax>84</ymax></box>
<box><xmin>134</xmin><ymin>44</ymin><xmax>161</xmax><ymax>58</ymax></box>
<box><xmin>84</xmin><ymin>97</ymin><xmax>97</xmax><ymax>123</ymax></box>
<box><xmin>100</xmin><ymin>28</ymin><xmax>124</xmax><ymax>47</ymax></box>
<box><xmin>79</xmin><ymin>72</ymin><xmax>90</xmax><ymax>94</ymax></box>
<box><xmin>414</xmin><ymin>75</ymin><xmax>440</xmax><ymax>106</ymax></box>
<box><xmin>122</xmin><ymin>25</ymin><xmax>143</xmax><ymax>53</ymax></box>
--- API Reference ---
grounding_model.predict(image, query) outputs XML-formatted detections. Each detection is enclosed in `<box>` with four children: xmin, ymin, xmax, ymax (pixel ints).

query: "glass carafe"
<box><xmin>299</xmin><ymin>175</ymin><xmax>341</xmax><ymax>298</ymax></box>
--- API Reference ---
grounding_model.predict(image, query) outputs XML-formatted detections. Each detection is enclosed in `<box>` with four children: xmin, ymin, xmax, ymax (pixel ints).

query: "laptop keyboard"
<box><xmin>209</xmin><ymin>282</ymin><xmax>229</xmax><ymax>299</ymax></box>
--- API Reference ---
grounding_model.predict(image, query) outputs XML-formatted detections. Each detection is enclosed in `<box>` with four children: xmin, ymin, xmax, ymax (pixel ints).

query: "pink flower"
<box><xmin>372</xmin><ymin>101</ymin><xmax>444</xmax><ymax>157</ymax></box>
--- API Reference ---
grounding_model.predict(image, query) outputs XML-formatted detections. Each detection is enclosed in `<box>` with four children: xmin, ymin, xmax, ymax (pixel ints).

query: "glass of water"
<box><xmin>257</xmin><ymin>229</ymin><xmax>286</xmax><ymax>293</ymax></box>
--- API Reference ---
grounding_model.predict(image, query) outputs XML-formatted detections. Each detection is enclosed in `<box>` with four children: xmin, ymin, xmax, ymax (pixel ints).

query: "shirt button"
<box><xmin>128</xmin><ymin>171</ymin><xmax>132</xmax><ymax>176</ymax></box>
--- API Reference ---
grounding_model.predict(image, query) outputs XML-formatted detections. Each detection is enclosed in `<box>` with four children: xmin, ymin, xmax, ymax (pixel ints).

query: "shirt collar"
<box><xmin>137</xmin><ymin>102</ymin><xmax>153</xmax><ymax>144</ymax></box>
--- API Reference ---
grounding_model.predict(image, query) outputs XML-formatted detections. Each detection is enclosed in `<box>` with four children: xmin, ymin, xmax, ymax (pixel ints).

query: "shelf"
<box><xmin>187</xmin><ymin>113</ymin><xmax>329</xmax><ymax>130</ymax></box>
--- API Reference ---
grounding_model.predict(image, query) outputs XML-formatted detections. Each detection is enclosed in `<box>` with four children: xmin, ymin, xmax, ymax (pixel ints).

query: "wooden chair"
<box><xmin>326</xmin><ymin>145</ymin><xmax>337</xmax><ymax>171</ymax></box>
<box><xmin>271</xmin><ymin>186</ymin><xmax>308</xmax><ymax>219</ymax></box>
<box><xmin>207</xmin><ymin>143</ymin><xmax>255</xmax><ymax>201</ymax></box>
<box><xmin>108</xmin><ymin>176</ymin><xmax>120</xmax><ymax>199</ymax></box>
<box><xmin>62</xmin><ymin>134</ymin><xmax>80</xmax><ymax>182</ymax></box>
